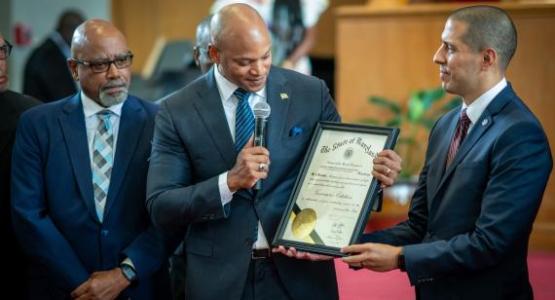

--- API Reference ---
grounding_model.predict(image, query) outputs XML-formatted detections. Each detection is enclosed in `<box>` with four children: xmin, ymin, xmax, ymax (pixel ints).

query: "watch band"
<box><xmin>397</xmin><ymin>252</ymin><xmax>406</xmax><ymax>272</ymax></box>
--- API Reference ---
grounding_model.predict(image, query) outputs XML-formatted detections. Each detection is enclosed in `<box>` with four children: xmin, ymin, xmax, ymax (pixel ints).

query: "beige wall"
<box><xmin>336</xmin><ymin>2</ymin><xmax>555</xmax><ymax>250</ymax></box>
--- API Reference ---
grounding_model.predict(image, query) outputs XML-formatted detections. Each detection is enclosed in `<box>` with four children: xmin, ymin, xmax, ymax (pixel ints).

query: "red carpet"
<box><xmin>335</xmin><ymin>252</ymin><xmax>555</xmax><ymax>300</ymax></box>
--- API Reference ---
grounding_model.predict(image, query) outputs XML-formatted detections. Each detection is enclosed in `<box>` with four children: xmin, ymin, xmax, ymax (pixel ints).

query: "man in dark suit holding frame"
<box><xmin>147</xmin><ymin>4</ymin><xmax>401</xmax><ymax>300</ymax></box>
<box><xmin>342</xmin><ymin>6</ymin><xmax>552</xmax><ymax>300</ymax></box>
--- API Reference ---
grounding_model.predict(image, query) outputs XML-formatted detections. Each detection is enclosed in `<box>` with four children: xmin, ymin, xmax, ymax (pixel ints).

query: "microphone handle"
<box><xmin>254</xmin><ymin>118</ymin><xmax>267</xmax><ymax>190</ymax></box>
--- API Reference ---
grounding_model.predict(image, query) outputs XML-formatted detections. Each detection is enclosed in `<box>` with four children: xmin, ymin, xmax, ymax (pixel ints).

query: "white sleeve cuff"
<box><xmin>219</xmin><ymin>172</ymin><xmax>234</xmax><ymax>206</ymax></box>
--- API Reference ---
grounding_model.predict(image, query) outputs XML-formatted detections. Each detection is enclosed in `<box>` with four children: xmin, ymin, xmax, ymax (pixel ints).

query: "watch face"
<box><xmin>121</xmin><ymin>265</ymin><xmax>136</xmax><ymax>282</ymax></box>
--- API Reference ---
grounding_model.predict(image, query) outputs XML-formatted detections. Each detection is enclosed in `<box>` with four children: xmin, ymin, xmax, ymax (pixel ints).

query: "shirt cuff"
<box><xmin>219</xmin><ymin>172</ymin><xmax>234</xmax><ymax>206</ymax></box>
<box><xmin>121</xmin><ymin>257</ymin><xmax>135</xmax><ymax>270</ymax></box>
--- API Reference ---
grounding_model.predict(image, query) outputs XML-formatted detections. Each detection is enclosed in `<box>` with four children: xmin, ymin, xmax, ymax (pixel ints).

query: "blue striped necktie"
<box><xmin>92</xmin><ymin>110</ymin><xmax>114</xmax><ymax>222</ymax></box>
<box><xmin>234</xmin><ymin>88</ymin><xmax>254</xmax><ymax>152</ymax></box>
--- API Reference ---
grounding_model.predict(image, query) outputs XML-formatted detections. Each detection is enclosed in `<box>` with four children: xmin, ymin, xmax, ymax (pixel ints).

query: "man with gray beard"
<box><xmin>11</xmin><ymin>19</ymin><xmax>172</xmax><ymax>300</ymax></box>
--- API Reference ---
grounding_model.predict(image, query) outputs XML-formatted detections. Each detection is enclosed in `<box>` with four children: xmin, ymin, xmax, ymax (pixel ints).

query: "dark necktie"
<box><xmin>234</xmin><ymin>88</ymin><xmax>254</xmax><ymax>152</ymax></box>
<box><xmin>446</xmin><ymin>109</ymin><xmax>471</xmax><ymax>166</ymax></box>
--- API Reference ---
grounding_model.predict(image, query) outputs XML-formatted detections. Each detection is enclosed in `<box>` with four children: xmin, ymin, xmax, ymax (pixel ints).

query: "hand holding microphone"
<box><xmin>253</xmin><ymin>101</ymin><xmax>271</xmax><ymax>190</ymax></box>
<box><xmin>227</xmin><ymin>101</ymin><xmax>271</xmax><ymax>192</ymax></box>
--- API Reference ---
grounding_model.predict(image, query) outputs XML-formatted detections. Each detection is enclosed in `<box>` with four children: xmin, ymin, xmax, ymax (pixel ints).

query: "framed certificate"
<box><xmin>272</xmin><ymin>122</ymin><xmax>399</xmax><ymax>257</ymax></box>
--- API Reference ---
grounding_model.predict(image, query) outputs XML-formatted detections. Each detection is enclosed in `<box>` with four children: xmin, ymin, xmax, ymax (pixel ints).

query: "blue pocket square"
<box><xmin>289</xmin><ymin>126</ymin><xmax>303</xmax><ymax>137</ymax></box>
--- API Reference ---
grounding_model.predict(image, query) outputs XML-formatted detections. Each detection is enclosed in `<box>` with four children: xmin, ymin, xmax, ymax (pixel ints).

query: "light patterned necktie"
<box><xmin>92</xmin><ymin>110</ymin><xmax>114</xmax><ymax>222</ymax></box>
<box><xmin>234</xmin><ymin>88</ymin><xmax>254</xmax><ymax>152</ymax></box>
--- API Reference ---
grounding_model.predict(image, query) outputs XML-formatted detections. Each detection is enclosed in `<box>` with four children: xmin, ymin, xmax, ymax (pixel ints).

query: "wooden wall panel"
<box><xmin>111</xmin><ymin>0</ymin><xmax>211</xmax><ymax>72</ymax></box>
<box><xmin>111</xmin><ymin>0</ymin><xmax>368</xmax><ymax>70</ymax></box>
<box><xmin>336</xmin><ymin>2</ymin><xmax>555</xmax><ymax>250</ymax></box>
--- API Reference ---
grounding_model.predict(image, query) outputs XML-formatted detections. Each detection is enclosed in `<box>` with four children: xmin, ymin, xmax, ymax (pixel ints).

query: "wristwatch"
<box><xmin>120</xmin><ymin>263</ymin><xmax>137</xmax><ymax>283</ymax></box>
<box><xmin>397</xmin><ymin>250</ymin><xmax>406</xmax><ymax>272</ymax></box>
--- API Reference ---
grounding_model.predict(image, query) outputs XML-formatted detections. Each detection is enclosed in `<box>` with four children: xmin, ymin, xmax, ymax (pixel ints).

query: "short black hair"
<box><xmin>449</xmin><ymin>5</ymin><xmax>517</xmax><ymax>70</ymax></box>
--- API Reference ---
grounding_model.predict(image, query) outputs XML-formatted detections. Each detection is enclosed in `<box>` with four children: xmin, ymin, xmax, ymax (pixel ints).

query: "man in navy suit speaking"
<box><xmin>146</xmin><ymin>4</ymin><xmax>400</xmax><ymax>300</ymax></box>
<box><xmin>342</xmin><ymin>5</ymin><xmax>552</xmax><ymax>300</ymax></box>
<box><xmin>11</xmin><ymin>19</ymin><xmax>171</xmax><ymax>299</ymax></box>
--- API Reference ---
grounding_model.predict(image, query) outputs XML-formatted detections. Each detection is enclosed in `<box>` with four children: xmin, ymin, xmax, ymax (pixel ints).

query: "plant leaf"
<box><xmin>369</xmin><ymin>96</ymin><xmax>401</xmax><ymax>114</ymax></box>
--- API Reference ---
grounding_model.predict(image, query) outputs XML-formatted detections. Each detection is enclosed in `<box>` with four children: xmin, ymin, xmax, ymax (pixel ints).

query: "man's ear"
<box><xmin>208</xmin><ymin>44</ymin><xmax>219</xmax><ymax>64</ymax></box>
<box><xmin>67</xmin><ymin>59</ymin><xmax>79</xmax><ymax>81</ymax></box>
<box><xmin>482</xmin><ymin>48</ymin><xmax>497</xmax><ymax>69</ymax></box>
<box><xmin>193</xmin><ymin>46</ymin><xmax>200</xmax><ymax>67</ymax></box>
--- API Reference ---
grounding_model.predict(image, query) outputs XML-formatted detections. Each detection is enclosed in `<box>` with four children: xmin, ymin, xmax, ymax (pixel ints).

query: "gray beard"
<box><xmin>99</xmin><ymin>88</ymin><xmax>128</xmax><ymax>107</ymax></box>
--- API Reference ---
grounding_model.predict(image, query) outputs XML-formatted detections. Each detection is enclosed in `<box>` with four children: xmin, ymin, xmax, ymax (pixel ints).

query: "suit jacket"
<box><xmin>147</xmin><ymin>67</ymin><xmax>340</xmax><ymax>300</ymax></box>
<box><xmin>0</xmin><ymin>90</ymin><xmax>41</xmax><ymax>299</ymax></box>
<box><xmin>23</xmin><ymin>37</ymin><xmax>76</xmax><ymax>102</ymax></box>
<box><xmin>11</xmin><ymin>94</ymin><xmax>171</xmax><ymax>299</ymax></box>
<box><xmin>363</xmin><ymin>84</ymin><xmax>552</xmax><ymax>299</ymax></box>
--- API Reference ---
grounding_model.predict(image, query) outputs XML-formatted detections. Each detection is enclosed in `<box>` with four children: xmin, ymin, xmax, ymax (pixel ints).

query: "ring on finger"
<box><xmin>258</xmin><ymin>163</ymin><xmax>267</xmax><ymax>172</ymax></box>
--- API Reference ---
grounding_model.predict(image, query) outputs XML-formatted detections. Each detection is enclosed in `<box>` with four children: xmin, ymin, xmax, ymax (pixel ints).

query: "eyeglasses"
<box><xmin>72</xmin><ymin>52</ymin><xmax>134</xmax><ymax>73</ymax></box>
<box><xmin>0</xmin><ymin>40</ymin><xmax>13</xmax><ymax>60</ymax></box>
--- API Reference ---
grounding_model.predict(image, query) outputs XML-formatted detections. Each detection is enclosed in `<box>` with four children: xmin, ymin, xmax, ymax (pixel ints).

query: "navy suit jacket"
<box><xmin>11</xmin><ymin>94</ymin><xmax>171</xmax><ymax>299</ymax></box>
<box><xmin>364</xmin><ymin>84</ymin><xmax>552</xmax><ymax>299</ymax></box>
<box><xmin>147</xmin><ymin>67</ymin><xmax>340</xmax><ymax>300</ymax></box>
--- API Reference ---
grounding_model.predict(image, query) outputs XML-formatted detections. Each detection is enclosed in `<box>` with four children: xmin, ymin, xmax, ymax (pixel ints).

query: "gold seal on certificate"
<box><xmin>273</xmin><ymin>122</ymin><xmax>399</xmax><ymax>257</ymax></box>
<box><xmin>292</xmin><ymin>208</ymin><xmax>317</xmax><ymax>239</ymax></box>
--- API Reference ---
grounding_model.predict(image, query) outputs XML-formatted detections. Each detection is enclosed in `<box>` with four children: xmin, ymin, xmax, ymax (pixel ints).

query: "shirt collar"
<box><xmin>462</xmin><ymin>78</ymin><xmax>507</xmax><ymax>124</ymax></box>
<box><xmin>81</xmin><ymin>91</ymin><xmax>124</xmax><ymax>118</ymax></box>
<box><xmin>213</xmin><ymin>65</ymin><xmax>266</xmax><ymax>102</ymax></box>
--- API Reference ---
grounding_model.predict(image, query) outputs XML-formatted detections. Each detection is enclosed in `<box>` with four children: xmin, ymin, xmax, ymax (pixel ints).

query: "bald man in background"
<box><xmin>0</xmin><ymin>33</ymin><xmax>40</xmax><ymax>300</ymax></box>
<box><xmin>193</xmin><ymin>15</ymin><xmax>214</xmax><ymax>74</ymax></box>
<box><xmin>147</xmin><ymin>4</ymin><xmax>400</xmax><ymax>300</ymax></box>
<box><xmin>12</xmin><ymin>20</ymin><xmax>171</xmax><ymax>300</ymax></box>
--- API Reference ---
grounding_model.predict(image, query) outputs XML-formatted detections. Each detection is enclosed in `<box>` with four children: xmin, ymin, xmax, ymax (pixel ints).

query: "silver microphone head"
<box><xmin>253</xmin><ymin>101</ymin><xmax>271</xmax><ymax>119</ymax></box>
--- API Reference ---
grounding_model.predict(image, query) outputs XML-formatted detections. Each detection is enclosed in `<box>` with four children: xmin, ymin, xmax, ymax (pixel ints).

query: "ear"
<box><xmin>193</xmin><ymin>46</ymin><xmax>200</xmax><ymax>67</ymax></box>
<box><xmin>208</xmin><ymin>44</ymin><xmax>220</xmax><ymax>65</ymax></box>
<box><xmin>482</xmin><ymin>48</ymin><xmax>497</xmax><ymax>70</ymax></box>
<box><xmin>67</xmin><ymin>59</ymin><xmax>79</xmax><ymax>81</ymax></box>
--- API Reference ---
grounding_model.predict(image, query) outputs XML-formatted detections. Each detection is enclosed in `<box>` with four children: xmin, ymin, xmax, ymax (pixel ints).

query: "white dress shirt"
<box><xmin>214</xmin><ymin>65</ymin><xmax>271</xmax><ymax>249</ymax></box>
<box><xmin>81</xmin><ymin>91</ymin><xmax>124</xmax><ymax>163</ymax></box>
<box><xmin>81</xmin><ymin>92</ymin><xmax>136</xmax><ymax>268</ymax></box>
<box><xmin>462</xmin><ymin>78</ymin><xmax>507</xmax><ymax>133</ymax></box>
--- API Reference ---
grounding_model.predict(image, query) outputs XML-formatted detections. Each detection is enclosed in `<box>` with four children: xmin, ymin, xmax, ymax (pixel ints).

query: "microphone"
<box><xmin>253</xmin><ymin>101</ymin><xmax>271</xmax><ymax>190</ymax></box>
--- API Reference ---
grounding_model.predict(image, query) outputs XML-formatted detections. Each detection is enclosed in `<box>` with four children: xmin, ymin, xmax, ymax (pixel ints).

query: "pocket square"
<box><xmin>289</xmin><ymin>126</ymin><xmax>303</xmax><ymax>137</ymax></box>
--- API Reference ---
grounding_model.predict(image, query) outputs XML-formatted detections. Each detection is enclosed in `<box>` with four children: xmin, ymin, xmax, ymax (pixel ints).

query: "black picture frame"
<box><xmin>272</xmin><ymin>121</ymin><xmax>399</xmax><ymax>257</ymax></box>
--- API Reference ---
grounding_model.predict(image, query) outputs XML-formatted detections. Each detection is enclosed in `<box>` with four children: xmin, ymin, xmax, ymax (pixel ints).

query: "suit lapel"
<box><xmin>193</xmin><ymin>69</ymin><xmax>236</xmax><ymax>168</ymax></box>
<box><xmin>427</xmin><ymin>109</ymin><xmax>459</xmax><ymax>209</ymax></box>
<box><xmin>430</xmin><ymin>85</ymin><xmax>513</xmax><ymax>205</ymax></box>
<box><xmin>59</xmin><ymin>94</ymin><xmax>98</xmax><ymax>222</ymax></box>
<box><xmin>103</xmin><ymin>97</ymin><xmax>146</xmax><ymax>219</ymax></box>
<box><xmin>265</xmin><ymin>68</ymin><xmax>291</xmax><ymax>158</ymax></box>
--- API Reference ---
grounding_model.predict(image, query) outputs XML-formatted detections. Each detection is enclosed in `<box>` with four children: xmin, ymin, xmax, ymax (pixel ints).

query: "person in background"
<box><xmin>23</xmin><ymin>9</ymin><xmax>84</xmax><ymax>102</ymax></box>
<box><xmin>211</xmin><ymin>0</ymin><xmax>328</xmax><ymax>75</ymax></box>
<box><xmin>193</xmin><ymin>15</ymin><xmax>214</xmax><ymax>74</ymax></box>
<box><xmin>11</xmin><ymin>19</ymin><xmax>171</xmax><ymax>300</ymax></box>
<box><xmin>168</xmin><ymin>14</ymin><xmax>215</xmax><ymax>300</ymax></box>
<box><xmin>0</xmin><ymin>32</ymin><xmax>41</xmax><ymax>300</ymax></box>
<box><xmin>147</xmin><ymin>4</ymin><xmax>400</xmax><ymax>300</ymax></box>
<box><xmin>342</xmin><ymin>6</ymin><xmax>552</xmax><ymax>300</ymax></box>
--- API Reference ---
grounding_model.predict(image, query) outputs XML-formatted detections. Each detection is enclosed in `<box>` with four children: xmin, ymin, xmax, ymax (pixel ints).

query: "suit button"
<box><xmin>101</xmin><ymin>230</ymin><xmax>109</xmax><ymax>237</ymax></box>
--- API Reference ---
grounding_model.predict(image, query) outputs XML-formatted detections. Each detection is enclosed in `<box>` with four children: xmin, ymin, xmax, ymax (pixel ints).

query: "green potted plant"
<box><xmin>362</xmin><ymin>87</ymin><xmax>461</xmax><ymax>205</ymax></box>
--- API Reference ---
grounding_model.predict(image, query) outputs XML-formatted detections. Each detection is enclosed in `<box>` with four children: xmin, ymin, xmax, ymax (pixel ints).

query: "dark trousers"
<box><xmin>240</xmin><ymin>258</ymin><xmax>291</xmax><ymax>300</ymax></box>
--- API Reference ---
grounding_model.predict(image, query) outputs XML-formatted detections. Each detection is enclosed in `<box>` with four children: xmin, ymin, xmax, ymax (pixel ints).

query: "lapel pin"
<box><xmin>280</xmin><ymin>93</ymin><xmax>289</xmax><ymax>100</ymax></box>
<box><xmin>482</xmin><ymin>119</ymin><xmax>488</xmax><ymax>126</ymax></box>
